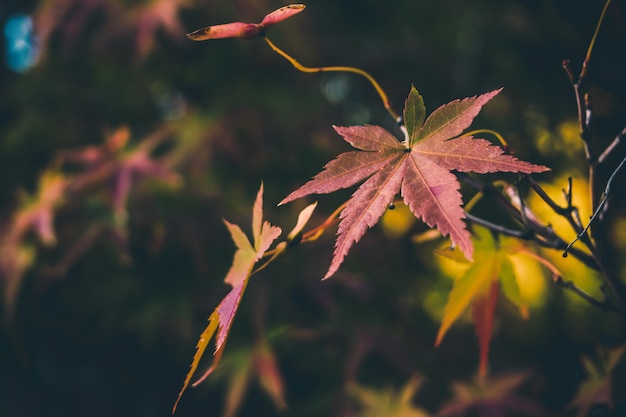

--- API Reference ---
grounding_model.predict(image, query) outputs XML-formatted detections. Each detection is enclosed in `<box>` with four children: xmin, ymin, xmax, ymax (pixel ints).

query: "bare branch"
<box><xmin>555</xmin><ymin>277</ymin><xmax>622</xmax><ymax>314</ymax></box>
<box><xmin>597</xmin><ymin>125</ymin><xmax>626</xmax><ymax>165</ymax></box>
<box><xmin>565</xmin><ymin>155</ymin><xmax>626</xmax><ymax>255</ymax></box>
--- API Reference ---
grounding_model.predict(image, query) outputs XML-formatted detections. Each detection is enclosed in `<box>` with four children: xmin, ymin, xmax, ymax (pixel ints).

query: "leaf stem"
<box><xmin>254</xmin><ymin>200</ymin><xmax>347</xmax><ymax>274</ymax></box>
<box><xmin>262</xmin><ymin>36</ymin><xmax>400</xmax><ymax>122</ymax></box>
<box><xmin>462</xmin><ymin>129</ymin><xmax>510</xmax><ymax>152</ymax></box>
<box><xmin>301</xmin><ymin>200</ymin><xmax>347</xmax><ymax>242</ymax></box>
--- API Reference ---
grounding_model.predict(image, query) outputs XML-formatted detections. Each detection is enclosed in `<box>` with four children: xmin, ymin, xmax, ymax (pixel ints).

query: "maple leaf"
<box><xmin>437</xmin><ymin>372</ymin><xmax>549</xmax><ymax>417</ymax></box>
<box><xmin>0</xmin><ymin>170</ymin><xmax>68</xmax><ymax>316</ymax></box>
<box><xmin>349</xmin><ymin>375</ymin><xmax>431</xmax><ymax>417</ymax></box>
<box><xmin>280</xmin><ymin>87</ymin><xmax>549</xmax><ymax>279</ymax></box>
<box><xmin>186</xmin><ymin>4</ymin><xmax>305</xmax><ymax>41</ymax></box>
<box><xmin>173</xmin><ymin>183</ymin><xmax>282</xmax><ymax>413</ymax></box>
<box><xmin>569</xmin><ymin>345</ymin><xmax>626</xmax><ymax>417</ymax></box>
<box><xmin>435</xmin><ymin>226</ymin><xmax>561</xmax><ymax>376</ymax></box>
<box><xmin>221</xmin><ymin>335</ymin><xmax>287</xmax><ymax>417</ymax></box>
<box><xmin>60</xmin><ymin>126</ymin><xmax>181</xmax><ymax>250</ymax></box>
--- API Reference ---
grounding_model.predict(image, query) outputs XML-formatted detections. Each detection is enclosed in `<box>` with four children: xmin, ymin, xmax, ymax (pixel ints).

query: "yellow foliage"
<box><xmin>506</xmin><ymin>253</ymin><xmax>547</xmax><ymax>309</ymax></box>
<box><xmin>381</xmin><ymin>202</ymin><xmax>416</xmax><ymax>238</ymax></box>
<box><xmin>526</xmin><ymin>175</ymin><xmax>602</xmax><ymax>299</ymax></box>
<box><xmin>432</xmin><ymin>227</ymin><xmax>558</xmax><ymax>375</ymax></box>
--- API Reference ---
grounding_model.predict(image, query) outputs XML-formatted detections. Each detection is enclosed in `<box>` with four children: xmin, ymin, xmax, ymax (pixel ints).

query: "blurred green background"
<box><xmin>1</xmin><ymin>1</ymin><xmax>626</xmax><ymax>416</ymax></box>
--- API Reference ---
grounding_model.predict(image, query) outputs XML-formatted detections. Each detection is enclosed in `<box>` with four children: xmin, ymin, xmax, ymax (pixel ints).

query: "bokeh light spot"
<box><xmin>4</xmin><ymin>13</ymin><xmax>40</xmax><ymax>72</ymax></box>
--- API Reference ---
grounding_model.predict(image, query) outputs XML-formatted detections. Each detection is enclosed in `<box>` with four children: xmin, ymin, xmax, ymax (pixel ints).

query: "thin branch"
<box><xmin>526</xmin><ymin>176</ymin><xmax>571</xmax><ymax>217</ymax></box>
<box><xmin>464</xmin><ymin>213</ymin><xmax>530</xmax><ymax>240</ymax></box>
<box><xmin>525</xmin><ymin>176</ymin><xmax>590</xmax><ymax>243</ymax></box>
<box><xmin>597</xmin><ymin>125</ymin><xmax>626</xmax><ymax>165</ymax></box>
<box><xmin>565</xmin><ymin>154</ymin><xmax>626</xmax><ymax>255</ymax></box>
<box><xmin>464</xmin><ymin>210</ymin><xmax>598</xmax><ymax>269</ymax></box>
<box><xmin>583</xmin><ymin>0</ymin><xmax>613</xmax><ymax>69</ymax></box>
<box><xmin>555</xmin><ymin>278</ymin><xmax>621</xmax><ymax>314</ymax></box>
<box><xmin>465</xmin><ymin>213</ymin><xmax>621</xmax><ymax>314</ymax></box>
<box><xmin>457</xmin><ymin>173</ymin><xmax>603</xmax><ymax>270</ymax></box>
<box><xmin>563</xmin><ymin>0</ymin><xmax>613</xmax><ymax>214</ymax></box>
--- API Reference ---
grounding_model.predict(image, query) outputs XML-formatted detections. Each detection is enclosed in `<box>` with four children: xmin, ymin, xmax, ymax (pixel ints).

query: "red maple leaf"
<box><xmin>280</xmin><ymin>87</ymin><xmax>549</xmax><ymax>279</ymax></box>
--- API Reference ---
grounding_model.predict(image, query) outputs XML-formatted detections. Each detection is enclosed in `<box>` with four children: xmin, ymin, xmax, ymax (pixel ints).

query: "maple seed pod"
<box><xmin>186</xmin><ymin>4</ymin><xmax>306</xmax><ymax>41</ymax></box>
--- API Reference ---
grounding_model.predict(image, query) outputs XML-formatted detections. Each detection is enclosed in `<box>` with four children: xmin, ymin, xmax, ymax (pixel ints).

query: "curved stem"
<box><xmin>254</xmin><ymin>200</ymin><xmax>347</xmax><ymax>274</ymax></box>
<box><xmin>301</xmin><ymin>200</ymin><xmax>347</xmax><ymax>242</ymax></box>
<box><xmin>462</xmin><ymin>129</ymin><xmax>510</xmax><ymax>152</ymax></box>
<box><xmin>263</xmin><ymin>36</ymin><xmax>400</xmax><ymax>122</ymax></box>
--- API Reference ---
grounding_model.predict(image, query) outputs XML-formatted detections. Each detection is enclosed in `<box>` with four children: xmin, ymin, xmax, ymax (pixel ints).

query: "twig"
<box><xmin>525</xmin><ymin>176</ymin><xmax>591</xmax><ymax>245</ymax></box>
<box><xmin>563</xmin><ymin>0</ymin><xmax>613</xmax><ymax>213</ymax></box>
<box><xmin>565</xmin><ymin>155</ymin><xmax>626</xmax><ymax>255</ymax></box>
<box><xmin>464</xmin><ymin>213</ymin><xmax>530</xmax><ymax>240</ymax></box>
<box><xmin>597</xmin><ymin>125</ymin><xmax>626</xmax><ymax>165</ymax></box>
<box><xmin>464</xmin><ymin>212</ymin><xmax>621</xmax><ymax>314</ymax></box>
<box><xmin>457</xmin><ymin>173</ymin><xmax>599</xmax><ymax>267</ymax></box>
<box><xmin>555</xmin><ymin>278</ymin><xmax>621</xmax><ymax>314</ymax></box>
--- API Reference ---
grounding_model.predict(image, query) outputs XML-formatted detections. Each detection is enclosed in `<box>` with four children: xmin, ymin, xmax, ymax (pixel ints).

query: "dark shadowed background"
<box><xmin>1</xmin><ymin>1</ymin><xmax>626</xmax><ymax>416</ymax></box>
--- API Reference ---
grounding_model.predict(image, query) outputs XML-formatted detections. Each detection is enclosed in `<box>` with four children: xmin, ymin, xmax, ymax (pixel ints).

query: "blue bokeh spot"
<box><xmin>4</xmin><ymin>13</ymin><xmax>40</xmax><ymax>72</ymax></box>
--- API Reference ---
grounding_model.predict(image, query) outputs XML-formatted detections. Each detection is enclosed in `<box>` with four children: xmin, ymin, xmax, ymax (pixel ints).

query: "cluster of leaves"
<box><xmin>0</xmin><ymin>126</ymin><xmax>181</xmax><ymax>315</ymax></box>
<box><xmin>35</xmin><ymin>0</ymin><xmax>189</xmax><ymax>59</ymax></box>
<box><xmin>2</xmin><ymin>1</ymin><xmax>625</xmax><ymax>417</ymax></box>
<box><xmin>172</xmin><ymin>80</ymin><xmax>550</xmax><ymax>408</ymax></box>
<box><xmin>170</xmin><ymin>2</ymin><xmax>626</xmax><ymax>415</ymax></box>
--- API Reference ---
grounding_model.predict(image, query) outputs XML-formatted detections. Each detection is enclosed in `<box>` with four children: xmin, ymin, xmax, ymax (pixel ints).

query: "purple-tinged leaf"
<box><xmin>401</xmin><ymin>154</ymin><xmax>473</xmax><ymax>258</ymax></box>
<box><xmin>334</xmin><ymin>125</ymin><xmax>403</xmax><ymax>151</ymax></box>
<box><xmin>281</xmin><ymin>88</ymin><xmax>549</xmax><ymax>278</ymax></box>
<box><xmin>416</xmin><ymin>136</ymin><xmax>549</xmax><ymax>174</ymax></box>
<box><xmin>280</xmin><ymin>151</ymin><xmax>400</xmax><ymax>205</ymax></box>
<box><xmin>327</xmin><ymin>157</ymin><xmax>405</xmax><ymax>279</ymax></box>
